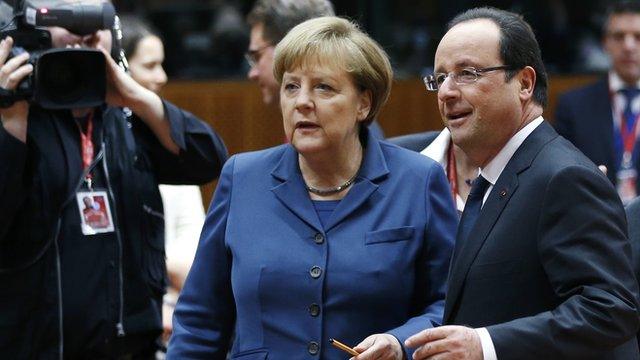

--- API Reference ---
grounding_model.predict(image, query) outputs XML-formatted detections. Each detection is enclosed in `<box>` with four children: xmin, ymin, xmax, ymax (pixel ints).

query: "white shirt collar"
<box><xmin>609</xmin><ymin>71</ymin><xmax>640</xmax><ymax>92</ymax></box>
<box><xmin>479</xmin><ymin>116</ymin><xmax>544</xmax><ymax>186</ymax></box>
<box><xmin>420</xmin><ymin>128</ymin><xmax>451</xmax><ymax>167</ymax></box>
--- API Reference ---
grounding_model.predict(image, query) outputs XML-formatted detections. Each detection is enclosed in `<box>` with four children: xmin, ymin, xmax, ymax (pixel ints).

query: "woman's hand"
<box><xmin>0</xmin><ymin>36</ymin><xmax>32</xmax><ymax>143</ymax></box>
<box><xmin>352</xmin><ymin>333</ymin><xmax>404</xmax><ymax>360</ymax></box>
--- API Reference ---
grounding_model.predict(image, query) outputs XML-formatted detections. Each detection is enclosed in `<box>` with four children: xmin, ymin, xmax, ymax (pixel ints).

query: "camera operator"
<box><xmin>0</xmin><ymin>1</ymin><xmax>228</xmax><ymax>358</ymax></box>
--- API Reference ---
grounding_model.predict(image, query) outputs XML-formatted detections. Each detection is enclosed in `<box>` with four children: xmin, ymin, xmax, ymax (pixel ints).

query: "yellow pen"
<box><xmin>329</xmin><ymin>338</ymin><xmax>360</xmax><ymax>356</ymax></box>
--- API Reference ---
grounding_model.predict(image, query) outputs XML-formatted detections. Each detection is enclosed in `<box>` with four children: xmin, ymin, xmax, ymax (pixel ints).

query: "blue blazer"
<box><xmin>167</xmin><ymin>131</ymin><xmax>457</xmax><ymax>359</ymax></box>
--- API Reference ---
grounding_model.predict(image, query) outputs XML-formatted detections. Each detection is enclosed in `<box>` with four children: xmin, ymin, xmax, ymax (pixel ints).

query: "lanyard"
<box><xmin>610</xmin><ymin>90</ymin><xmax>640</xmax><ymax>166</ymax></box>
<box><xmin>446</xmin><ymin>140</ymin><xmax>458</xmax><ymax>201</ymax></box>
<box><xmin>620</xmin><ymin>109</ymin><xmax>640</xmax><ymax>163</ymax></box>
<box><xmin>75</xmin><ymin>110</ymin><xmax>95</xmax><ymax>187</ymax></box>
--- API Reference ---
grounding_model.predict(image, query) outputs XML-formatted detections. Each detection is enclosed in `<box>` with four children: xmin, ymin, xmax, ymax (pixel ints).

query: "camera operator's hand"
<box><xmin>97</xmin><ymin>45</ymin><xmax>179</xmax><ymax>155</ymax></box>
<box><xmin>0</xmin><ymin>37</ymin><xmax>32</xmax><ymax>143</ymax></box>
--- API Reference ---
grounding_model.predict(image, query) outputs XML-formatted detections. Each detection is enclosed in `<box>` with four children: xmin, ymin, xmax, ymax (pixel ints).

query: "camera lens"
<box><xmin>34</xmin><ymin>49</ymin><xmax>106</xmax><ymax>109</ymax></box>
<box><xmin>41</xmin><ymin>60</ymin><xmax>80</xmax><ymax>96</ymax></box>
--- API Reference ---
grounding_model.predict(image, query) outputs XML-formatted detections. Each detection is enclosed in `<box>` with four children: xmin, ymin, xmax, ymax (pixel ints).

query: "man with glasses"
<box><xmin>404</xmin><ymin>7</ymin><xmax>639</xmax><ymax>360</ymax></box>
<box><xmin>556</xmin><ymin>2</ymin><xmax>640</xmax><ymax>205</ymax></box>
<box><xmin>245</xmin><ymin>0</ymin><xmax>385</xmax><ymax>138</ymax></box>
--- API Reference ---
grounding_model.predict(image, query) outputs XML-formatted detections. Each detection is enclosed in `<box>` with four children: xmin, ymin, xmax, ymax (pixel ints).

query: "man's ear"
<box><xmin>519</xmin><ymin>66</ymin><xmax>536</xmax><ymax>102</ymax></box>
<box><xmin>357</xmin><ymin>89</ymin><xmax>372</xmax><ymax>122</ymax></box>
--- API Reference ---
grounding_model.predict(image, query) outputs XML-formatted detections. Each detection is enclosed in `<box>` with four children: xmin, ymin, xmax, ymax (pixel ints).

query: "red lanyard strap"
<box><xmin>610</xmin><ymin>89</ymin><xmax>640</xmax><ymax>157</ymax></box>
<box><xmin>76</xmin><ymin>110</ymin><xmax>95</xmax><ymax>177</ymax></box>
<box><xmin>447</xmin><ymin>140</ymin><xmax>458</xmax><ymax>201</ymax></box>
<box><xmin>620</xmin><ymin>112</ymin><xmax>640</xmax><ymax>156</ymax></box>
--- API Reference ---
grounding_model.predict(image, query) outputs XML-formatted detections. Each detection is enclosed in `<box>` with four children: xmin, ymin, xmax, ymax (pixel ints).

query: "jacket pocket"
<box><xmin>231</xmin><ymin>348</ymin><xmax>268</xmax><ymax>359</ymax></box>
<box><xmin>365</xmin><ymin>226</ymin><xmax>415</xmax><ymax>245</ymax></box>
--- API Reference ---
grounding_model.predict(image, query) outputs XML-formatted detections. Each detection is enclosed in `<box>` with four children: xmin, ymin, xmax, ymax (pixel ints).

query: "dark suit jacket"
<box><xmin>445</xmin><ymin>121</ymin><xmax>640</xmax><ymax>359</ymax></box>
<box><xmin>555</xmin><ymin>77</ymin><xmax>640</xmax><ymax>193</ymax></box>
<box><xmin>387</xmin><ymin>131</ymin><xmax>440</xmax><ymax>152</ymax></box>
<box><xmin>626</xmin><ymin>197</ymin><xmax>640</xmax><ymax>349</ymax></box>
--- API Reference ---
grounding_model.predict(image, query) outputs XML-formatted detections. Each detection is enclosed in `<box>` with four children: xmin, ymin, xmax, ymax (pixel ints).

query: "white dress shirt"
<box><xmin>473</xmin><ymin>116</ymin><xmax>544</xmax><ymax>360</ymax></box>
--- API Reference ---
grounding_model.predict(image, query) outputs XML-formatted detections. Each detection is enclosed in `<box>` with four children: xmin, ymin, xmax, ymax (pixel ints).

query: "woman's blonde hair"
<box><xmin>273</xmin><ymin>16</ymin><xmax>393</xmax><ymax>124</ymax></box>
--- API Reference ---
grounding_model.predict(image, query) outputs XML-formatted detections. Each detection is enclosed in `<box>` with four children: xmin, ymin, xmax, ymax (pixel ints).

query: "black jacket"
<box><xmin>0</xmin><ymin>101</ymin><xmax>227</xmax><ymax>359</ymax></box>
<box><xmin>445</xmin><ymin>122</ymin><xmax>639</xmax><ymax>359</ymax></box>
<box><xmin>554</xmin><ymin>77</ymin><xmax>640</xmax><ymax>194</ymax></box>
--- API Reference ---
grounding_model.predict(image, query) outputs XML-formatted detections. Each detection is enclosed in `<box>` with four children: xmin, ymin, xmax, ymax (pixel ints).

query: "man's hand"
<box><xmin>94</xmin><ymin>44</ymin><xmax>151</xmax><ymax>109</ymax></box>
<box><xmin>352</xmin><ymin>333</ymin><xmax>404</xmax><ymax>360</ymax></box>
<box><xmin>0</xmin><ymin>36</ymin><xmax>32</xmax><ymax>143</ymax></box>
<box><xmin>405</xmin><ymin>326</ymin><xmax>483</xmax><ymax>360</ymax></box>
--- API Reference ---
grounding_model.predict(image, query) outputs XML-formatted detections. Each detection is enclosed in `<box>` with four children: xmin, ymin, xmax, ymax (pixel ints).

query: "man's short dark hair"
<box><xmin>605</xmin><ymin>1</ymin><xmax>640</xmax><ymax>33</ymax></box>
<box><xmin>448</xmin><ymin>7</ymin><xmax>548</xmax><ymax>108</ymax></box>
<box><xmin>247</xmin><ymin>0</ymin><xmax>334</xmax><ymax>45</ymax></box>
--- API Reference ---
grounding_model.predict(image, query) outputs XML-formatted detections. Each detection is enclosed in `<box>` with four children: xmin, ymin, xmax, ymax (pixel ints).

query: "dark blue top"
<box><xmin>311</xmin><ymin>200</ymin><xmax>340</xmax><ymax>229</ymax></box>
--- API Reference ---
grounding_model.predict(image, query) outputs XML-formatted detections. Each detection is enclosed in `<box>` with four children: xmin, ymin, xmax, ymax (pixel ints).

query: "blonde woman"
<box><xmin>169</xmin><ymin>17</ymin><xmax>457</xmax><ymax>359</ymax></box>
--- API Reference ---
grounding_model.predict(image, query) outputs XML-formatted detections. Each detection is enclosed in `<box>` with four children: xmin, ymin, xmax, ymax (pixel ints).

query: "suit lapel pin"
<box><xmin>500</xmin><ymin>189</ymin><xmax>508</xmax><ymax>197</ymax></box>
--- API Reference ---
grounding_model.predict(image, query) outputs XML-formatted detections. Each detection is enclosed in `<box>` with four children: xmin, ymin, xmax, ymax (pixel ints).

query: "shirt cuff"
<box><xmin>475</xmin><ymin>327</ymin><xmax>497</xmax><ymax>360</ymax></box>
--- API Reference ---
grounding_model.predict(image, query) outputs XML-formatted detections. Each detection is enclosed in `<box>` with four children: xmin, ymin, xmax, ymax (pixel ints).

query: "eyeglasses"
<box><xmin>244</xmin><ymin>44</ymin><xmax>273</xmax><ymax>68</ymax></box>
<box><xmin>423</xmin><ymin>65</ymin><xmax>515</xmax><ymax>91</ymax></box>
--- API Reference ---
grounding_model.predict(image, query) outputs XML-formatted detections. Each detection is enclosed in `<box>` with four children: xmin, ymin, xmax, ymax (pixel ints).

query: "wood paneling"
<box><xmin>161</xmin><ymin>75</ymin><xmax>600</xmax><ymax>206</ymax></box>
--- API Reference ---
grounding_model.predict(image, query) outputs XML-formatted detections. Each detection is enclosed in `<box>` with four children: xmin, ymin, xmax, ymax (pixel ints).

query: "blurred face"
<box><xmin>280</xmin><ymin>62</ymin><xmax>371</xmax><ymax>155</ymax></box>
<box><xmin>434</xmin><ymin>19</ymin><xmax>522</xmax><ymax>165</ymax></box>
<box><xmin>83</xmin><ymin>196</ymin><xmax>92</xmax><ymax>208</ymax></box>
<box><xmin>604</xmin><ymin>13</ymin><xmax>640</xmax><ymax>85</ymax></box>
<box><xmin>128</xmin><ymin>35</ymin><xmax>167</xmax><ymax>94</ymax></box>
<box><xmin>247</xmin><ymin>22</ymin><xmax>279</xmax><ymax>105</ymax></box>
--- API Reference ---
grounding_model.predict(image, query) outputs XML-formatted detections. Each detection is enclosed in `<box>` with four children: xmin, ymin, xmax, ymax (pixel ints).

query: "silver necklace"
<box><xmin>305</xmin><ymin>172</ymin><xmax>358</xmax><ymax>196</ymax></box>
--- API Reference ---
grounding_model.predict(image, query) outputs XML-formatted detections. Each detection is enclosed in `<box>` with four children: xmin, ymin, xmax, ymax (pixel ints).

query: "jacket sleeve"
<box><xmin>0</xmin><ymin>124</ymin><xmax>29</xmax><ymax>242</ymax></box>
<box><xmin>132</xmin><ymin>100</ymin><xmax>228</xmax><ymax>185</ymax></box>
<box><xmin>487</xmin><ymin>165</ymin><xmax>640</xmax><ymax>359</ymax></box>
<box><xmin>167</xmin><ymin>156</ymin><xmax>236</xmax><ymax>359</ymax></box>
<box><xmin>387</xmin><ymin>163</ymin><xmax>457</xmax><ymax>358</ymax></box>
<box><xmin>626</xmin><ymin>199</ymin><xmax>640</xmax><ymax>297</ymax></box>
<box><xmin>553</xmin><ymin>93</ymin><xmax>575</xmax><ymax>143</ymax></box>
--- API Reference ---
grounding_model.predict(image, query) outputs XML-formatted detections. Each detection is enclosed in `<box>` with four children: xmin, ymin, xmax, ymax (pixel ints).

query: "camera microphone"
<box><xmin>24</xmin><ymin>1</ymin><xmax>115</xmax><ymax>36</ymax></box>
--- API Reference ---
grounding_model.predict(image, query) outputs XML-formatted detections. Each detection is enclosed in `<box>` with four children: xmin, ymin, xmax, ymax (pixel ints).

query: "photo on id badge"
<box><xmin>76</xmin><ymin>191</ymin><xmax>115</xmax><ymax>235</ymax></box>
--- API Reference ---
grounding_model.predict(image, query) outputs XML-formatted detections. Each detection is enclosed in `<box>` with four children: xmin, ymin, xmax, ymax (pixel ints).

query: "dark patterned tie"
<box><xmin>454</xmin><ymin>175</ymin><xmax>491</xmax><ymax>256</ymax></box>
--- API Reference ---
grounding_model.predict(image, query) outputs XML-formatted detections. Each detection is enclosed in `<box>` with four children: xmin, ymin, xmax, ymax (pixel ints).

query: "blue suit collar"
<box><xmin>270</xmin><ymin>128</ymin><xmax>389</xmax><ymax>182</ymax></box>
<box><xmin>270</xmin><ymin>128</ymin><xmax>389</xmax><ymax>232</ymax></box>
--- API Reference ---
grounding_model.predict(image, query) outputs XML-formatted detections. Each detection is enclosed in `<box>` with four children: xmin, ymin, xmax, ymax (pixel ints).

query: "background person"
<box><xmin>389</xmin><ymin>127</ymin><xmax>477</xmax><ymax>214</ymax></box>
<box><xmin>246</xmin><ymin>0</ymin><xmax>386</xmax><ymax>139</ymax></box>
<box><xmin>0</xmin><ymin>1</ymin><xmax>227</xmax><ymax>358</ymax></box>
<box><xmin>168</xmin><ymin>16</ymin><xmax>457</xmax><ymax>359</ymax></box>
<box><xmin>555</xmin><ymin>1</ymin><xmax>640</xmax><ymax>204</ymax></box>
<box><xmin>406</xmin><ymin>7</ymin><xmax>639</xmax><ymax>360</ymax></box>
<box><xmin>419</xmin><ymin>128</ymin><xmax>478</xmax><ymax>213</ymax></box>
<box><xmin>121</xmin><ymin>14</ymin><xmax>207</xmax><ymax>344</ymax></box>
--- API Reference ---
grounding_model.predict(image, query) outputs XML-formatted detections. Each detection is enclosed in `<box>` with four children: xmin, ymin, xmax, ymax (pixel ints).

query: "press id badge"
<box><xmin>76</xmin><ymin>191</ymin><xmax>115</xmax><ymax>235</ymax></box>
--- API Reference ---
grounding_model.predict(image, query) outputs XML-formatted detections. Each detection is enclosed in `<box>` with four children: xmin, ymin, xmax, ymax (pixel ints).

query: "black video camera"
<box><xmin>0</xmin><ymin>0</ymin><xmax>115</xmax><ymax>109</ymax></box>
